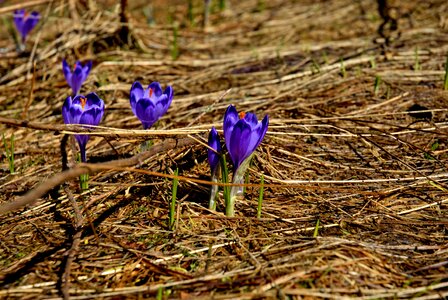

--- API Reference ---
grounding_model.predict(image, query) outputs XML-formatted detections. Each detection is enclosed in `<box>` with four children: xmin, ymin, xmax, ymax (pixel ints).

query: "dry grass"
<box><xmin>1</xmin><ymin>0</ymin><xmax>448</xmax><ymax>299</ymax></box>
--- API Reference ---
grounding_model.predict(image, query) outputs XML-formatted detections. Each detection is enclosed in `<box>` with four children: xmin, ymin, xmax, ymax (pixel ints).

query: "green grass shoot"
<box><xmin>313</xmin><ymin>219</ymin><xmax>320</xmax><ymax>237</ymax></box>
<box><xmin>256</xmin><ymin>0</ymin><xmax>265</xmax><ymax>12</ymax></box>
<box><xmin>257</xmin><ymin>174</ymin><xmax>264</xmax><ymax>219</ymax></box>
<box><xmin>187</xmin><ymin>0</ymin><xmax>194</xmax><ymax>26</ymax></box>
<box><xmin>169</xmin><ymin>168</ymin><xmax>179</xmax><ymax>230</ymax></box>
<box><xmin>311</xmin><ymin>58</ymin><xmax>321</xmax><ymax>73</ymax></box>
<box><xmin>156</xmin><ymin>287</ymin><xmax>163</xmax><ymax>300</ymax></box>
<box><xmin>220</xmin><ymin>156</ymin><xmax>231</xmax><ymax>216</ymax></box>
<box><xmin>2</xmin><ymin>133</ymin><xmax>15</xmax><ymax>174</ymax></box>
<box><xmin>370</xmin><ymin>56</ymin><xmax>376</xmax><ymax>69</ymax></box>
<box><xmin>219</xmin><ymin>0</ymin><xmax>226</xmax><ymax>11</ymax></box>
<box><xmin>414</xmin><ymin>47</ymin><xmax>421</xmax><ymax>71</ymax></box>
<box><xmin>374</xmin><ymin>75</ymin><xmax>381</xmax><ymax>96</ymax></box>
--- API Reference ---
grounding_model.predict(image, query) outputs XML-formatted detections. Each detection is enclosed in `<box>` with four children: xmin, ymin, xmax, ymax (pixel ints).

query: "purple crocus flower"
<box><xmin>208</xmin><ymin>127</ymin><xmax>222</xmax><ymax>175</ymax></box>
<box><xmin>223</xmin><ymin>105</ymin><xmax>268</xmax><ymax>172</ymax></box>
<box><xmin>62</xmin><ymin>93</ymin><xmax>105</xmax><ymax>162</ymax></box>
<box><xmin>13</xmin><ymin>9</ymin><xmax>40</xmax><ymax>43</ymax></box>
<box><xmin>62</xmin><ymin>60</ymin><xmax>92</xmax><ymax>96</ymax></box>
<box><xmin>129</xmin><ymin>81</ymin><xmax>173</xmax><ymax>129</ymax></box>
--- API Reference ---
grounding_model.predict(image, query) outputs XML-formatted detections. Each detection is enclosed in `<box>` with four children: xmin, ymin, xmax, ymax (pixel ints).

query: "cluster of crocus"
<box><xmin>129</xmin><ymin>81</ymin><xmax>174</xmax><ymax>130</ymax></box>
<box><xmin>13</xmin><ymin>9</ymin><xmax>40</xmax><ymax>49</ymax></box>
<box><xmin>207</xmin><ymin>105</ymin><xmax>269</xmax><ymax>216</ymax></box>
<box><xmin>62</xmin><ymin>60</ymin><xmax>92</xmax><ymax>96</ymax></box>
<box><xmin>59</xmin><ymin>66</ymin><xmax>174</xmax><ymax>191</ymax></box>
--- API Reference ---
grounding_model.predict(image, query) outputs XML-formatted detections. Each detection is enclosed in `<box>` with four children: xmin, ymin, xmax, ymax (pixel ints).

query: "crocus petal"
<box><xmin>255</xmin><ymin>115</ymin><xmax>269</xmax><ymax>149</ymax></box>
<box><xmin>85</xmin><ymin>92</ymin><xmax>104</xmax><ymax>109</ymax></box>
<box><xmin>147</xmin><ymin>82</ymin><xmax>163</xmax><ymax>98</ymax></box>
<box><xmin>153</xmin><ymin>95</ymin><xmax>169</xmax><ymax>118</ymax></box>
<box><xmin>71</xmin><ymin>63</ymin><xmax>84</xmax><ymax>95</ymax></box>
<box><xmin>79</xmin><ymin>108</ymin><xmax>99</xmax><ymax>126</ymax></box>
<box><xmin>223</xmin><ymin>105</ymin><xmax>239</xmax><ymax>147</ymax></box>
<box><xmin>135</xmin><ymin>98</ymin><xmax>158</xmax><ymax>129</ymax></box>
<box><xmin>244</xmin><ymin>112</ymin><xmax>258</xmax><ymax>127</ymax></box>
<box><xmin>130</xmin><ymin>81</ymin><xmax>144</xmax><ymax>114</ymax></box>
<box><xmin>20</xmin><ymin>11</ymin><xmax>40</xmax><ymax>41</ymax></box>
<box><xmin>164</xmin><ymin>86</ymin><xmax>174</xmax><ymax>103</ymax></box>
<box><xmin>69</xmin><ymin>104</ymin><xmax>83</xmax><ymax>124</ymax></box>
<box><xmin>82</xmin><ymin>61</ymin><xmax>92</xmax><ymax>81</ymax></box>
<box><xmin>62</xmin><ymin>60</ymin><xmax>72</xmax><ymax>88</ymax></box>
<box><xmin>13</xmin><ymin>10</ymin><xmax>25</xmax><ymax>33</ymax></box>
<box><xmin>208</xmin><ymin>127</ymin><xmax>221</xmax><ymax>174</ymax></box>
<box><xmin>243</xmin><ymin>115</ymin><xmax>269</xmax><ymax>160</ymax></box>
<box><xmin>228</xmin><ymin>120</ymin><xmax>253</xmax><ymax>170</ymax></box>
<box><xmin>62</xmin><ymin>96</ymin><xmax>72</xmax><ymax>124</ymax></box>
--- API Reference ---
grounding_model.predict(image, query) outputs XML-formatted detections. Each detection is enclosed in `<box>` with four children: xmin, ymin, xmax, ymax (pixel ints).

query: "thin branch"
<box><xmin>0</xmin><ymin>137</ymin><xmax>196</xmax><ymax>215</ymax></box>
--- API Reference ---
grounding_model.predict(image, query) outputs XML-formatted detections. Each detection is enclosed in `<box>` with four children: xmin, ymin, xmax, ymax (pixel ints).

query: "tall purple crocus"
<box><xmin>223</xmin><ymin>105</ymin><xmax>269</xmax><ymax>172</ymax></box>
<box><xmin>130</xmin><ymin>81</ymin><xmax>173</xmax><ymax>129</ymax></box>
<box><xmin>13</xmin><ymin>9</ymin><xmax>40</xmax><ymax>43</ymax></box>
<box><xmin>222</xmin><ymin>105</ymin><xmax>268</xmax><ymax>216</ymax></box>
<box><xmin>62</xmin><ymin>60</ymin><xmax>92</xmax><ymax>96</ymax></box>
<box><xmin>62</xmin><ymin>92</ymin><xmax>105</xmax><ymax>163</ymax></box>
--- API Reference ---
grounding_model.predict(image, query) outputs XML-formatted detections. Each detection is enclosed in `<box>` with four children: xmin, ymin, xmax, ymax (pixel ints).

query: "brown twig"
<box><xmin>0</xmin><ymin>0</ymin><xmax>52</xmax><ymax>15</ymax></box>
<box><xmin>0</xmin><ymin>137</ymin><xmax>196</xmax><ymax>215</ymax></box>
<box><xmin>61</xmin><ymin>186</ymin><xmax>83</xmax><ymax>300</ymax></box>
<box><xmin>0</xmin><ymin>116</ymin><xmax>206</xmax><ymax>138</ymax></box>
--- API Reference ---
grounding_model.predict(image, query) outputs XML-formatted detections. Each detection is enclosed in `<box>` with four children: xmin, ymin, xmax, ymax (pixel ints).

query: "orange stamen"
<box><xmin>73</xmin><ymin>62</ymin><xmax>77</xmax><ymax>69</ymax></box>
<box><xmin>239</xmin><ymin>111</ymin><xmax>246</xmax><ymax>119</ymax></box>
<box><xmin>149</xmin><ymin>88</ymin><xmax>153</xmax><ymax>97</ymax></box>
<box><xmin>80</xmin><ymin>97</ymin><xmax>87</xmax><ymax>110</ymax></box>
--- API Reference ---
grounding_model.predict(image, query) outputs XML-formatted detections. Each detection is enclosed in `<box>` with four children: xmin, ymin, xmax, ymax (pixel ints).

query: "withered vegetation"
<box><xmin>0</xmin><ymin>0</ymin><xmax>447</xmax><ymax>299</ymax></box>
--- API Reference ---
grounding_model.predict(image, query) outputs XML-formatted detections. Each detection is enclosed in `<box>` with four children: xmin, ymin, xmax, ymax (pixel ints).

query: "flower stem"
<box><xmin>227</xmin><ymin>154</ymin><xmax>253</xmax><ymax>217</ymax></box>
<box><xmin>79</xmin><ymin>149</ymin><xmax>88</xmax><ymax>191</ymax></box>
<box><xmin>80</xmin><ymin>173</ymin><xmax>89</xmax><ymax>191</ymax></box>
<box><xmin>80</xmin><ymin>147</ymin><xmax>87</xmax><ymax>164</ymax></box>
<box><xmin>220</xmin><ymin>156</ymin><xmax>231</xmax><ymax>215</ymax></box>
<box><xmin>208</xmin><ymin>169</ymin><xmax>219</xmax><ymax>210</ymax></box>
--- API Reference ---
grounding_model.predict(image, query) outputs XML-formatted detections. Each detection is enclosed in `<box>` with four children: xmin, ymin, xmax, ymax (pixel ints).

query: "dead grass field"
<box><xmin>1</xmin><ymin>0</ymin><xmax>448</xmax><ymax>299</ymax></box>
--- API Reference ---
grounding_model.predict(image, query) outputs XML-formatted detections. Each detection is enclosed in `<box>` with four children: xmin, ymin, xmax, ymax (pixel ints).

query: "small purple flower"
<box><xmin>13</xmin><ymin>9</ymin><xmax>40</xmax><ymax>43</ymax></box>
<box><xmin>208</xmin><ymin>127</ymin><xmax>222</xmax><ymax>175</ymax></box>
<box><xmin>223</xmin><ymin>105</ymin><xmax>268</xmax><ymax>172</ymax></box>
<box><xmin>130</xmin><ymin>81</ymin><xmax>173</xmax><ymax>129</ymax></box>
<box><xmin>62</xmin><ymin>60</ymin><xmax>92</xmax><ymax>96</ymax></box>
<box><xmin>62</xmin><ymin>93</ymin><xmax>105</xmax><ymax>162</ymax></box>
